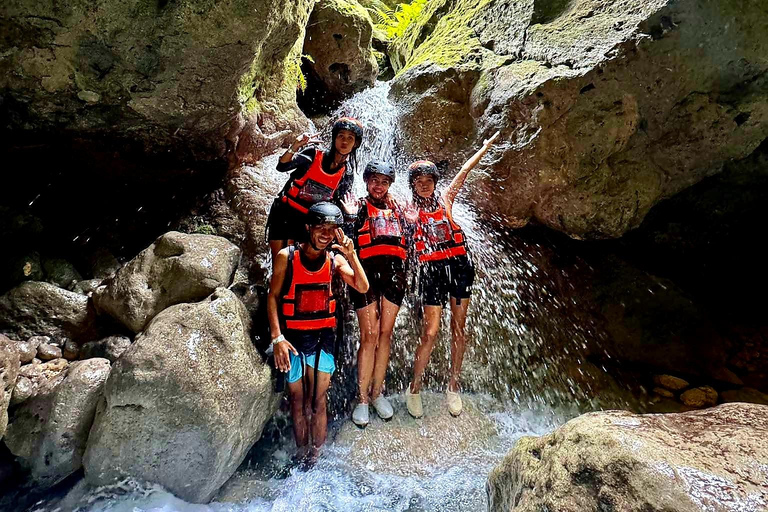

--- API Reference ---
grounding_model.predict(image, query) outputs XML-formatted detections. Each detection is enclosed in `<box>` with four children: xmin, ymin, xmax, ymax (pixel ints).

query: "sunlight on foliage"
<box><xmin>366</xmin><ymin>0</ymin><xmax>428</xmax><ymax>41</ymax></box>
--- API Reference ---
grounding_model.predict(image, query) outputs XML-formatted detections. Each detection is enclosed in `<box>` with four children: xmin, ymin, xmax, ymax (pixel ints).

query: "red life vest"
<box><xmin>281</xmin><ymin>151</ymin><xmax>345</xmax><ymax>214</ymax></box>
<box><xmin>356</xmin><ymin>200</ymin><xmax>407</xmax><ymax>260</ymax></box>
<box><xmin>280</xmin><ymin>246</ymin><xmax>336</xmax><ymax>331</ymax></box>
<box><xmin>414</xmin><ymin>203</ymin><xmax>467</xmax><ymax>263</ymax></box>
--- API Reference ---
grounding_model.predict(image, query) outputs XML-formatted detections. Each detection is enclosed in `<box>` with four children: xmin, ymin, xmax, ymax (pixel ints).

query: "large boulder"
<box><xmin>487</xmin><ymin>403</ymin><xmax>768</xmax><ymax>511</ymax></box>
<box><xmin>389</xmin><ymin>0</ymin><xmax>768</xmax><ymax>239</ymax></box>
<box><xmin>1</xmin><ymin>0</ymin><xmax>314</xmax><ymax>169</ymax></box>
<box><xmin>300</xmin><ymin>0</ymin><xmax>378</xmax><ymax>112</ymax></box>
<box><xmin>93</xmin><ymin>231</ymin><xmax>240</xmax><ymax>333</ymax></box>
<box><xmin>83</xmin><ymin>288</ymin><xmax>278</xmax><ymax>503</ymax></box>
<box><xmin>4</xmin><ymin>358</ymin><xmax>110</xmax><ymax>487</ymax></box>
<box><xmin>0</xmin><ymin>335</ymin><xmax>20</xmax><ymax>439</ymax></box>
<box><xmin>0</xmin><ymin>281</ymin><xmax>96</xmax><ymax>339</ymax></box>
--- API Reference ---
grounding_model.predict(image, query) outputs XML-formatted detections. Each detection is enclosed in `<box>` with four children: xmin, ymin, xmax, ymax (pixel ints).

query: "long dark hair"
<box><xmin>323</xmin><ymin>142</ymin><xmax>358</xmax><ymax>175</ymax></box>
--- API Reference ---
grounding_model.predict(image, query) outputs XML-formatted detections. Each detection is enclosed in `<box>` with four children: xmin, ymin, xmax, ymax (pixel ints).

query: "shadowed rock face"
<box><xmin>389</xmin><ymin>0</ymin><xmax>768</xmax><ymax>239</ymax></box>
<box><xmin>487</xmin><ymin>403</ymin><xmax>768</xmax><ymax>512</ymax></box>
<box><xmin>0</xmin><ymin>335</ymin><xmax>20</xmax><ymax>440</ymax></box>
<box><xmin>83</xmin><ymin>288</ymin><xmax>278</xmax><ymax>504</ymax></box>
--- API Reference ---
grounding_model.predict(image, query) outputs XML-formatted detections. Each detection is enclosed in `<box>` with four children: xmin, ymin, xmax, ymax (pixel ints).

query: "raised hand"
<box><xmin>341</xmin><ymin>191</ymin><xmax>359</xmax><ymax>216</ymax></box>
<box><xmin>331</xmin><ymin>227</ymin><xmax>355</xmax><ymax>259</ymax></box>
<box><xmin>292</xmin><ymin>132</ymin><xmax>322</xmax><ymax>152</ymax></box>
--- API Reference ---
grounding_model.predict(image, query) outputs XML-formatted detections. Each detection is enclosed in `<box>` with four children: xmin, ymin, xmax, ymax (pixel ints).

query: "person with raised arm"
<box><xmin>267</xmin><ymin>202</ymin><xmax>369</xmax><ymax>456</ymax></box>
<box><xmin>266</xmin><ymin>117</ymin><xmax>364</xmax><ymax>263</ymax></box>
<box><xmin>404</xmin><ymin>131</ymin><xmax>500</xmax><ymax>418</ymax></box>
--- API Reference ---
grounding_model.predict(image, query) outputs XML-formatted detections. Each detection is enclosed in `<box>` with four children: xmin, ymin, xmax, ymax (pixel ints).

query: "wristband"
<box><xmin>271</xmin><ymin>334</ymin><xmax>286</xmax><ymax>345</ymax></box>
<box><xmin>286</xmin><ymin>148</ymin><xmax>296</xmax><ymax>155</ymax></box>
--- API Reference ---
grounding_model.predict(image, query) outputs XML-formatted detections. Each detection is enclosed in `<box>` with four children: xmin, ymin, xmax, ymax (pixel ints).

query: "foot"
<box><xmin>371</xmin><ymin>395</ymin><xmax>394</xmax><ymax>420</ymax></box>
<box><xmin>446</xmin><ymin>390</ymin><xmax>462</xmax><ymax>417</ymax></box>
<box><xmin>352</xmin><ymin>402</ymin><xmax>370</xmax><ymax>427</ymax></box>
<box><xmin>405</xmin><ymin>386</ymin><xmax>423</xmax><ymax>418</ymax></box>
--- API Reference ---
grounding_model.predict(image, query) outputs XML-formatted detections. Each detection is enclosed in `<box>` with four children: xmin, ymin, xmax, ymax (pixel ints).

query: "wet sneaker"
<box><xmin>352</xmin><ymin>402</ymin><xmax>370</xmax><ymax>427</ymax></box>
<box><xmin>372</xmin><ymin>395</ymin><xmax>394</xmax><ymax>420</ymax></box>
<box><xmin>406</xmin><ymin>388</ymin><xmax>423</xmax><ymax>418</ymax></box>
<box><xmin>446</xmin><ymin>391</ymin><xmax>462</xmax><ymax>417</ymax></box>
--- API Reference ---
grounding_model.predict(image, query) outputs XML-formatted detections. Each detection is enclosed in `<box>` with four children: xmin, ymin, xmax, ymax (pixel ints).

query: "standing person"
<box><xmin>404</xmin><ymin>132</ymin><xmax>500</xmax><ymax>418</ymax></box>
<box><xmin>266</xmin><ymin>117</ymin><xmax>364</xmax><ymax>262</ymax></box>
<box><xmin>267</xmin><ymin>202</ymin><xmax>369</xmax><ymax>455</ymax></box>
<box><xmin>342</xmin><ymin>161</ymin><xmax>408</xmax><ymax>428</ymax></box>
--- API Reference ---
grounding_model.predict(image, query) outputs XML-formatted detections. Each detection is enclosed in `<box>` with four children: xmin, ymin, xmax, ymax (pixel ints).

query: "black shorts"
<box><xmin>419</xmin><ymin>254</ymin><xmax>475</xmax><ymax>307</ymax></box>
<box><xmin>350</xmin><ymin>256</ymin><xmax>407</xmax><ymax>310</ymax></box>
<box><xmin>267</xmin><ymin>200</ymin><xmax>308</xmax><ymax>242</ymax></box>
<box><xmin>283</xmin><ymin>327</ymin><xmax>335</xmax><ymax>355</ymax></box>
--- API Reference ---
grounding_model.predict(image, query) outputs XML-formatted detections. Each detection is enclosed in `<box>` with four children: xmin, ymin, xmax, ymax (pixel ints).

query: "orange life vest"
<box><xmin>280</xmin><ymin>246</ymin><xmax>336</xmax><ymax>331</ymax></box>
<box><xmin>414</xmin><ymin>203</ymin><xmax>467</xmax><ymax>263</ymax></box>
<box><xmin>356</xmin><ymin>200</ymin><xmax>407</xmax><ymax>260</ymax></box>
<box><xmin>281</xmin><ymin>151</ymin><xmax>345</xmax><ymax>214</ymax></box>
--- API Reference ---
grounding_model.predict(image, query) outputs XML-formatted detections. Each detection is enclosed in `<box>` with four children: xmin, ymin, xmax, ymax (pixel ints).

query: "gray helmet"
<box><xmin>307</xmin><ymin>202</ymin><xmax>343</xmax><ymax>226</ymax></box>
<box><xmin>363</xmin><ymin>160</ymin><xmax>396</xmax><ymax>182</ymax></box>
<box><xmin>408</xmin><ymin>160</ymin><xmax>439</xmax><ymax>189</ymax></box>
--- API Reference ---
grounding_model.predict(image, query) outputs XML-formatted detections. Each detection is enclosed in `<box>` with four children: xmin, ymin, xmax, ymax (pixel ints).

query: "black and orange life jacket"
<box><xmin>414</xmin><ymin>203</ymin><xmax>467</xmax><ymax>263</ymax></box>
<box><xmin>281</xmin><ymin>151</ymin><xmax>345</xmax><ymax>214</ymax></box>
<box><xmin>280</xmin><ymin>246</ymin><xmax>336</xmax><ymax>331</ymax></box>
<box><xmin>356</xmin><ymin>199</ymin><xmax>407</xmax><ymax>260</ymax></box>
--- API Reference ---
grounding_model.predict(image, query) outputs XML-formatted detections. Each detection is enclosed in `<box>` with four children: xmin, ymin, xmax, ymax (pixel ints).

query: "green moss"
<box><xmin>193</xmin><ymin>224</ymin><xmax>216</xmax><ymax>235</ymax></box>
<box><xmin>324</xmin><ymin>0</ymin><xmax>371</xmax><ymax>20</ymax></box>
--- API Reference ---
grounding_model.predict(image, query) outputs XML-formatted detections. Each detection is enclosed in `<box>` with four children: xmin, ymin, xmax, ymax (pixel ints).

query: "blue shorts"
<box><xmin>286</xmin><ymin>349</ymin><xmax>336</xmax><ymax>383</ymax></box>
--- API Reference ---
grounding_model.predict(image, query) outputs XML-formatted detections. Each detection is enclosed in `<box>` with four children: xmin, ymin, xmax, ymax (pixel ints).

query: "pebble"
<box><xmin>62</xmin><ymin>339</ymin><xmax>80</xmax><ymax>360</ymax></box>
<box><xmin>680</xmin><ymin>386</ymin><xmax>718</xmax><ymax>408</ymax></box>
<box><xmin>652</xmin><ymin>387</ymin><xmax>675</xmax><ymax>398</ymax></box>
<box><xmin>653</xmin><ymin>374</ymin><xmax>689</xmax><ymax>392</ymax></box>
<box><xmin>37</xmin><ymin>343</ymin><xmax>62</xmax><ymax>361</ymax></box>
<box><xmin>16</xmin><ymin>339</ymin><xmax>38</xmax><ymax>364</ymax></box>
<box><xmin>10</xmin><ymin>376</ymin><xmax>33</xmax><ymax>405</ymax></box>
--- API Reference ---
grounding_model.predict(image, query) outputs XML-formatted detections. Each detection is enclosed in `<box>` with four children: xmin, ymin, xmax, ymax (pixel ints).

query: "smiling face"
<box><xmin>366</xmin><ymin>173</ymin><xmax>393</xmax><ymax>201</ymax></box>
<box><xmin>412</xmin><ymin>174</ymin><xmax>436</xmax><ymax>199</ymax></box>
<box><xmin>307</xmin><ymin>223</ymin><xmax>337</xmax><ymax>251</ymax></box>
<box><xmin>334</xmin><ymin>129</ymin><xmax>357</xmax><ymax>156</ymax></box>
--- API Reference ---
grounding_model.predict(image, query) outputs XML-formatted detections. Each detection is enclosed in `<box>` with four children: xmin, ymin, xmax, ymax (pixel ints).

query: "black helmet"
<box><xmin>307</xmin><ymin>202</ymin><xmax>343</xmax><ymax>226</ymax></box>
<box><xmin>332</xmin><ymin>117</ymin><xmax>364</xmax><ymax>147</ymax></box>
<box><xmin>363</xmin><ymin>160</ymin><xmax>395</xmax><ymax>182</ymax></box>
<box><xmin>408</xmin><ymin>160</ymin><xmax>439</xmax><ymax>188</ymax></box>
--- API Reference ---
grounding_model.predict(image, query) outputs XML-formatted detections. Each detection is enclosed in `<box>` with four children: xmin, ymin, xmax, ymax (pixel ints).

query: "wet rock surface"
<box><xmin>37</xmin><ymin>342</ymin><xmax>62</xmax><ymax>361</ymax></box>
<box><xmin>0</xmin><ymin>281</ymin><xmax>96</xmax><ymax>340</ymax></box>
<box><xmin>390</xmin><ymin>0</ymin><xmax>768</xmax><ymax>239</ymax></box>
<box><xmin>0</xmin><ymin>335</ymin><xmax>20</xmax><ymax>439</ymax></box>
<box><xmin>4</xmin><ymin>358</ymin><xmax>110</xmax><ymax>487</ymax></box>
<box><xmin>93</xmin><ymin>231</ymin><xmax>240</xmax><ymax>332</ymax></box>
<box><xmin>12</xmin><ymin>358</ymin><xmax>70</xmax><ymax>406</ymax></box>
<box><xmin>83</xmin><ymin>288</ymin><xmax>278</xmax><ymax>503</ymax></box>
<box><xmin>487</xmin><ymin>403</ymin><xmax>768</xmax><ymax>512</ymax></box>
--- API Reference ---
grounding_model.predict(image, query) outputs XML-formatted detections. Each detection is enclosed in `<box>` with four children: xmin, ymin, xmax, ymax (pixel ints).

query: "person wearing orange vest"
<box><xmin>341</xmin><ymin>161</ymin><xmax>408</xmax><ymax>427</ymax></box>
<box><xmin>404</xmin><ymin>131</ymin><xmax>500</xmax><ymax>419</ymax></box>
<box><xmin>267</xmin><ymin>202</ymin><xmax>369</xmax><ymax>456</ymax></box>
<box><xmin>267</xmin><ymin>117</ymin><xmax>364</xmax><ymax>263</ymax></box>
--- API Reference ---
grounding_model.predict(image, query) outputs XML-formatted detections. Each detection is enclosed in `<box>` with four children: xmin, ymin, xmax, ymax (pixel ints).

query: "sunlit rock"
<box><xmin>93</xmin><ymin>231</ymin><xmax>240</xmax><ymax>333</ymax></box>
<box><xmin>83</xmin><ymin>288</ymin><xmax>278</xmax><ymax>504</ymax></box>
<box><xmin>390</xmin><ymin>0</ymin><xmax>768</xmax><ymax>239</ymax></box>
<box><xmin>0</xmin><ymin>281</ymin><xmax>96</xmax><ymax>339</ymax></box>
<box><xmin>4</xmin><ymin>358</ymin><xmax>110</xmax><ymax>487</ymax></box>
<box><xmin>334</xmin><ymin>393</ymin><xmax>498</xmax><ymax>477</ymax></box>
<box><xmin>487</xmin><ymin>403</ymin><xmax>768</xmax><ymax>511</ymax></box>
<box><xmin>0</xmin><ymin>335</ymin><xmax>20</xmax><ymax>439</ymax></box>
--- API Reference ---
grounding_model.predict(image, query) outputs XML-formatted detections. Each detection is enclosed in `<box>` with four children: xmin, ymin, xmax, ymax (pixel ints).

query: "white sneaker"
<box><xmin>372</xmin><ymin>395</ymin><xmax>394</xmax><ymax>420</ymax></box>
<box><xmin>406</xmin><ymin>387</ymin><xmax>423</xmax><ymax>418</ymax></box>
<box><xmin>446</xmin><ymin>391</ymin><xmax>462</xmax><ymax>417</ymax></box>
<box><xmin>352</xmin><ymin>402</ymin><xmax>369</xmax><ymax>427</ymax></box>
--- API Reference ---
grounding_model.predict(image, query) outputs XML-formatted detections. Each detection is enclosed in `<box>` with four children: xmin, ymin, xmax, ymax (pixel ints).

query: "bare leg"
<box><xmin>370</xmin><ymin>298</ymin><xmax>400</xmax><ymax>400</ymax></box>
<box><xmin>409</xmin><ymin>305</ymin><xmax>442</xmax><ymax>394</ymax></box>
<box><xmin>287</xmin><ymin>378</ymin><xmax>308</xmax><ymax>448</ymax></box>
<box><xmin>448</xmin><ymin>297</ymin><xmax>471</xmax><ymax>392</ymax></box>
<box><xmin>306</xmin><ymin>367</ymin><xmax>332</xmax><ymax>449</ymax></box>
<box><xmin>356</xmin><ymin>302</ymin><xmax>380</xmax><ymax>404</ymax></box>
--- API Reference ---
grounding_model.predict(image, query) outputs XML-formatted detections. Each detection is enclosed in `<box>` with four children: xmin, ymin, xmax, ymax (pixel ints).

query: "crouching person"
<box><xmin>267</xmin><ymin>202</ymin><xmax>369</xmax><ymax>455</ymax></box>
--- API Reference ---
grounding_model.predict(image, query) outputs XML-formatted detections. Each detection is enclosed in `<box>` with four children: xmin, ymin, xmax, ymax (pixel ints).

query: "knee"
<box><xmin>379</xmin><ymin>328</ymin><xmax>393</xmax><ymax>344</ymax></box>
<box><xmin>361</xmin><ymin>331</ymin><xmax>379</xmax><ymax>348</ymax></box>
<box><xmin>313</xmin><ymin>394</ymin><xmax>327</xmax><ymax>412</ymax></box>
<box><xmin>424</xmin><ymin>326</ymin><xmax>440</xmax><ymax>342</ymax></box>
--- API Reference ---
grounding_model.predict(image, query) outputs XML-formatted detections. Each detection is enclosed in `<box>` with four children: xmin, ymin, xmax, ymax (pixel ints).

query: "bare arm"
<box><xmin>443</xmin><ymin>131</ymin><xmax>500</xmax><ymax>206</ymax></box>
<box><xmin>332</xmin><ymin>228</ymin><xmax>369</xmax><ymax>293</ymax></box>
<box><xmin>267</xmin><ymin>249</ymin><xmax>298</xmax><ymax>372</ymax></box>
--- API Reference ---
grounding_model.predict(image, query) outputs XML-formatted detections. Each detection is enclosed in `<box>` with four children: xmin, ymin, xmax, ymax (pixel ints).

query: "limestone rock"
<box><xmin>302</xmin><ymin>0</ymin><xmax>378</xmax><ymax>110</ymax></box>
<box><xmin>680</xmin><ymin>386</ymin><xmax>718</xmax><ymax>408</ymax></box>
<box><xmin>16</xmin><ymin>337</ymin><xmax>40</xmax><ymax>364</ymax></box>
<box><xmin>83</xmin><ymin>288</ymin><xmax>278</xmax><ymax>503</ymax></box>
<box><xmin>12</xmin><ymin>358</ymin><xmax>70</xmax><ymax>406</ymax></box>
<box><xmin>390</xmin><ymin>0</ymin><xmax>768</xmax><ymax>239</ymax></box>
<box><xmin>73</xmin><ymin>279</ymin><xmax>103</xmax><ymax>296</ymax></box>
<box><xmin>42</xmin><ymin>258</ymin><xmax>83</xmax><ymax>291</ymax></box>
<box><xmin>0</xmin><ymin>335</ymin><xmax>21</xmax><ymax>439</ymax></box>
<box><xmin>80</xmin><ymin>335</ymin><xmax>132</xmax><ymax>363</ymax></box>
<box><xmin>5</xmin><ymin>358</ymin><xmax>110</xmax><ymax>487</ymax></box>
<box><xmin>10</xmin><ymin>376</ymin><xmax>33</xmax><ymax>405</ymax></box>
<box><xmin>653</xmin><ymin>374</ymin><xmax>689</xmax><ymax>391</ymax></box>
<box><xmin>37</xmin><ymin>343</ymin><xmax>62</xmax><ymax>361</ymax></box>
<box><xmin>0</xmin><ymin>281</ymin><xmax>96</xmax><ymax>339</ymax></box>
<box><xmin>93</xmin><ymin>232</ymin><xmax>240</xmax><ymax>333</ymax></box>
<box><xmin>487</xmin><ymin>403</ymin><xmax>768</xmax><ymax>512</ymax></box>
<box><xmin>721</xmin><ymin>387</ymin><xmax>768</xmax><ymax>406</ymax></box>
